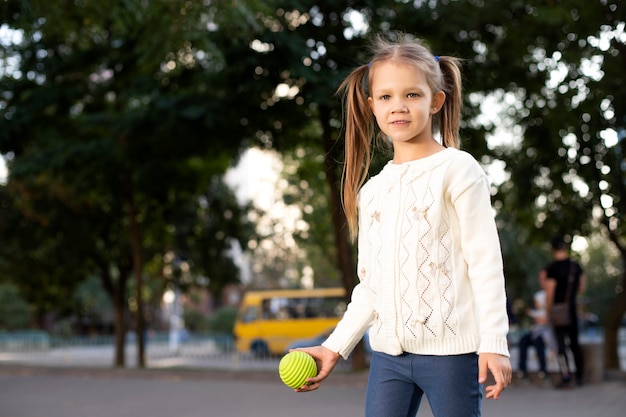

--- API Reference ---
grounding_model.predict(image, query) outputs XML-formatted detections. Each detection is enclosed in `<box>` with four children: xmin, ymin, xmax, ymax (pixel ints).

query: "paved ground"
<box><xmin>1</xmin><ymin>336</ymin><xmax>624</xmax><ymax>417</ymax></box>
<box><xmin>0</xmin><ymin>365</ymin><xmax>624</xmax><ymax>417</ymax></box>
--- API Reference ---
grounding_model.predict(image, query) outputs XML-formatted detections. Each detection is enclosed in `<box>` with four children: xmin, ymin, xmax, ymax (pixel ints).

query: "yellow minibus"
<box><xmin>234</xmin><ymin>287</ymin><xmax>347</xmax><ymax>356</ymax></box>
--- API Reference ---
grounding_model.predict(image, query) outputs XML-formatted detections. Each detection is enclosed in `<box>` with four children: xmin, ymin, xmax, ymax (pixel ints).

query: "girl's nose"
<box><xmin>392</xmin><ymin>101</ymin><xmax>408</xmax><ymax>112</ymax></box>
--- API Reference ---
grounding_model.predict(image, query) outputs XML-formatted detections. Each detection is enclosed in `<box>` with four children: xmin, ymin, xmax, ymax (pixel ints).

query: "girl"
<box><xmin>295</xmin><ymin>33</ymin><xmax>512</xmax><ymax>417</ymax></box>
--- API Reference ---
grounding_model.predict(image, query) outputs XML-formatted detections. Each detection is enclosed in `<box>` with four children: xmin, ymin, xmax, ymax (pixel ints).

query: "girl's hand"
<box><xmin>479</xmin><ymin>353</ymin><xmax>512</xmax><ymax>400</ymax></box>
<box><xmin>290</xmin><ymin>345</ymin><xmax>341</xmax><ymax>392</ymax></box>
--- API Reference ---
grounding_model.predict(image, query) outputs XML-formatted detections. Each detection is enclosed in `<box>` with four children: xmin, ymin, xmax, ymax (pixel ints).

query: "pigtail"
<box><xmin>337</xmin><ymin>64</ymin><xmax>373</xmax><ymax>241</ymax></box>
<box><xmin>437</xmin><ymin>56</ymin><xmax>462</xmax><ymax>149</ymax></box>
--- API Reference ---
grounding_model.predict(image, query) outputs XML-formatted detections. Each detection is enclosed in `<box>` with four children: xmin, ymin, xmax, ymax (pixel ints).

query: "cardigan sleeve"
<box><xmin>445</xmin><ymin>152</ymin><xmax>510</xmax><ymax>357</ymax></box>
<box><xmin>321</xmin><ymin>282</ymin><xmax>376</xmax><ymax>359</ymax></box>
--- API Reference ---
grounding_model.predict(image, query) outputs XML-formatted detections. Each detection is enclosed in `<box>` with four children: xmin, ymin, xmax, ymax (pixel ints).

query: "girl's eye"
<box><xmin>380</xmin><ymin>95</ymin><xmax>391</xmax><ymax>100</ymax></box>
<box><xmin>408</xmin><ymin>93</ymin><xmax>419</xmax><ymax>98</ymax></box>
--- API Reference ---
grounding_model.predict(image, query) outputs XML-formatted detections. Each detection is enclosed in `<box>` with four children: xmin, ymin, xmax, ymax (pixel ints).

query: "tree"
<box><xmin>238</xmin><ymin>0</ymin><xmax>390</xmax><ymax>369</ymax></box>
<box><xmin>242</xmin><ymin>0</ymin><xmax>626</xmax><ymax>370</ymax></box>
<box><xmin>460</xmin><ymin>0</ymin><xmax>626</xmax><ymax>370</ymax></box>
<box><xmin>170</xmin><ymin>177</ymin><xmax>253</xmax><ymax>302</ymax></box>
<box><xmin>281</xmin><ymin>146</ymin><xmax>343</xmax><ymax>288</ymax></box>
<box><xmin>4</xmin><ymin>0</ymin><xmax>622</xmax><ymax>372</ymax></box>
<box><xmin>0</xmin><ymin>283</ymin><xmax>32</xmax><ymax>330</ymax></box>
<box><xmin>361</xmin><ymin>0</ymin><xmax>625</xmax><ymax>370</ymax></box>
<box><xmin>0</xmin><ymin>0</ymin><xmax>257</xmax><ymax>366</ymax></box>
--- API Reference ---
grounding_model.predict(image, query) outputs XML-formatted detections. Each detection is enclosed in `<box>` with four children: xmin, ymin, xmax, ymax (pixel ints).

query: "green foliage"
<box><xmin>497</xmin><ymin>217</ymin><xmax>551</xmax><ymax>303</ymax></box>
<box><xmin>580</xmin><ymin>234</ymin><xmax>624</xmax><ymax>323</ymax></box>
<box><xmin>183</xmin><ymin>305</ymin><xmax>238</xmax><ymax>334</ymax></box>
<box><xmin>2</xmin><ymin>1</ymin><xmax>624</xmax><ymax>364</ymax></box>
<box><xmin>0</xmin><ymin>0</ymin><xmax>259</xmax><ymax>364</ymax></box>
<box><xmin>242</xmin><ymin>2</ymin><xmax>625</xmax><ymax>327</ymax></box>
<box><xmin>281</xmin><ymin>146</ymin><xmax>340</xmax><ymax>287</ymax></box>
<box><xmin>0</xmin><ymin>184</ymin><xmax>93</xmax><ymax>316</ymax></box>
<box><xmin>208</xmin><ymin>306</ymin><xmax>238</xmax><ymax>335</ymax></box>
<box><xmin>183</xmin><ymin>308</ymin><xmax>211</xmax><ymax>333</ymax></box>
<box><xmin>422</xmin><ymin>0</ymin><xmax>626</xmax><ymax>247</ymax></box>
<box><xmin>73</xmin><ymin>275</ymin><xmax>113</xmax><ymax>329</ymax></box>
<box><xmin>0</xmin><ymin>283</ymin><xmax>32</xmax><ymax>330</ymax></box>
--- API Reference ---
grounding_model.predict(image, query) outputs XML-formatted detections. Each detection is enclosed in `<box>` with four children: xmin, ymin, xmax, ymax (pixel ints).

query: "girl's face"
<box><xmin>368</xmin><ymin>61</ymin><xmax>445</xmax><ymax>150</ymax></box>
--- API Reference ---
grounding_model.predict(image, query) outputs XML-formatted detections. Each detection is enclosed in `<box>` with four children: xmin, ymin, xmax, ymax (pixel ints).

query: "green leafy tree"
<box><xmin>449</xmin><ymin>0</ymin><xmax>626</xmax><ymax>370</ymax></box>
<box><xmin>0</xmin><ymin>0</ymin><xmax>257</xmax><ymax>366</ymax></box>
<box><xmin>4</xmin><ymin>0</ymin><xmax>622</xmax><ymax>373</ymax></box>
<box><xmin>352</xmin><ymin>0</ymin><xmax>625</xmax><ymax>369</ymax></box>
<box><xmin>580</xmin><ymin>233</ymin><xmax>623</xmax><ymax>325</ymax></box>
<box><xmin>236</xmin><ymin>1</ymin><xmax>395</xmax><ymax>368</ymax></box>
<box><xmin>73</xmin><ymin>276</ymin><xmax>114</xmax><ymax>334</ymax></box>
<box><xmin>281</xmin><ymin>146</ymin><xmax>342</xmax><ymax>288</ymax></box>
<box><xmin>242</xmin><ymin>0</ymin><xmax>625</xmax><ymax>370</ymax></box>
<box><xmin>0</xmin><ymin>283</ymin><xmax>32</xmax><ymax>330</ymax></box>
<box><xmin>169</xmin><ymin>177</ymin><xmax>253</xmax><ymax>302</ymax></box>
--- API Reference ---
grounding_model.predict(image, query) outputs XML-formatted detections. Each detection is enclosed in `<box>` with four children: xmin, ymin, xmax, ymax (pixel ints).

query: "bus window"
<box><xmin>241</xmin><ymin>306</ymin><xmax>258</xmax><ymax>323</ymax></box>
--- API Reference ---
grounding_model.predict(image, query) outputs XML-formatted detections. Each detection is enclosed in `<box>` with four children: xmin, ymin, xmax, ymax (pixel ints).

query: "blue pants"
<box><xmin>517</xmin><ymin>331</ymin><xmax>547</xmax><ymax>374</ymax></box>
<box><xmin>365</xmin><ymin>351</ymin><xmax>482</xmax><ymax>417</ymax></box>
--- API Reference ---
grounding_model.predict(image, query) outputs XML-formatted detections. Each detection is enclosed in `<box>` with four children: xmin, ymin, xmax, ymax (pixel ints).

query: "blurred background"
<box><xmin>0</xmin><ymin>0</ymin><xmax>624</xmax><ymax>375</ymax></box>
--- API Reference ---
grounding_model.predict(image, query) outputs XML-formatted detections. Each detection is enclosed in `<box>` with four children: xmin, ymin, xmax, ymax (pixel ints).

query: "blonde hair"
<box><xmin>338</xmin><ymin>33</ymin><xmax>463</xmax><ymax>240</ymax></box>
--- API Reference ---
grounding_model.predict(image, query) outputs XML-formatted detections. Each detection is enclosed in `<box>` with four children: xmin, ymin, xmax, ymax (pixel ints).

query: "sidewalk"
<box><xmin>1</xmin><ymin>338</ymin><xmax>625</xmax><ymax>417</ymax></box>
<box><xmin>0</xmin><ymin>364</ymin><xmax>624</xmax><ymax>417</ymax></box>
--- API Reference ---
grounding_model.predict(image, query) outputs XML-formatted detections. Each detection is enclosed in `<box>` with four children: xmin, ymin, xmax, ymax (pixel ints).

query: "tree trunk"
<box><xmin>319</xmin><ymin>105</ymin><xmax>357</xmax><ymax>293</ymax></box>
<box><xmin>125</xmin><ymin>178</ymin><xmax>146</xmax><ymax>368</ymax></box>
<box><xmin>603</xmin><ymin>233</ymin><xmax>626</xmax><ymax>370</ymax></box>
<box><xmin>112</xmin><ymin>290</ymin><xmax>126</xmax><ymax>367</ymax></box>
<box><xmin>320</xmin><ymin>106</ymin><xmax>366</xmax><ymax>370</ymax></box>
<box><xmin>604</xmin><ymin>270</ymin><xmax>626</xmax><ymax>370</ymax></box>
<box><xmin>99</xmin><ymin>262</ymin><xmax>128</xmax><ymax>367</ymax></box>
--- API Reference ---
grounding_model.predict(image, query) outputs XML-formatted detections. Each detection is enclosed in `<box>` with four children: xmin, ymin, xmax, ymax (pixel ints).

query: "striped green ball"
<box><xmin>279</xmin><ymin>351</ymin><xmax>318</xmax><ymax>389</ymax></box>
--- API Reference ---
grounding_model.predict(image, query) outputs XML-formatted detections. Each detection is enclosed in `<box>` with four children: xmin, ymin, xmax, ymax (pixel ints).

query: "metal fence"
<box><xmin>1</xmin><ymin>328</ymin><xmax>625</xmax><ymax>373</ymax></box>
<box><xmin>0</xmin><ymin>331</ymin><xmax>281</xmax><ymax>370</ymax></box>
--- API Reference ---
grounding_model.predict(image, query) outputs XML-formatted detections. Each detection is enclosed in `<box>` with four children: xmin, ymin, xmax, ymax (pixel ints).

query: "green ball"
<box><xmin>278</xmin><ymin>351</ymin><xmax>318</xmax><ymax>389</ymax></box>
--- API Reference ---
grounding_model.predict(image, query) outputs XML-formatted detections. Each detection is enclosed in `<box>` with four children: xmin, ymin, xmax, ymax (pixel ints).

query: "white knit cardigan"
<box><xmin>323</xmin><ymin>148</ymin><xmax>510</xmax><ymax>359</ymax></box>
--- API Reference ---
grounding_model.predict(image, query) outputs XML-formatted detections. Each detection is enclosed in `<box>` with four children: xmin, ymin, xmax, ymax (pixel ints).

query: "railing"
<box><xmin>1</xmin><ymin>328</ymin><xmax>625</xmax><ymax>372</ymax></box>
<box><xmin>0</xmin><ymin>331</ymin><xmax>308</xmax><ymax>371</ymax></box>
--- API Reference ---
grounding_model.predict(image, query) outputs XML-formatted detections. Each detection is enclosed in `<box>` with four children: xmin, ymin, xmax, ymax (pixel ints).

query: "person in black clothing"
<box><xmin>542</xmin><ymin>236</ymin><xmax>586</xmax><ymax>388</ymax></box>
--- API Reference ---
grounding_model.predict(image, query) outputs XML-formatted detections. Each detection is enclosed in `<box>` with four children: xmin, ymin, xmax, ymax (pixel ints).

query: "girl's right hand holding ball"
<box><xmin>291</xmin><ymin>345</ymin><xmax>341</xmax><ymax>392</ymax></box>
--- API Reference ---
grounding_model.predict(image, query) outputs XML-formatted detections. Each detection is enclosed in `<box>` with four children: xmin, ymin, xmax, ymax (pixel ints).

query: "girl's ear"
<box><xmin>430</xmin><ymin>91</ymin><xmax>446</xmax><ymax>114</ymax></box>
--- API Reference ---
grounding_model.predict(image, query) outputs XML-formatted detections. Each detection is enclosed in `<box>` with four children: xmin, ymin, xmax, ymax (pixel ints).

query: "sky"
<box><xmin>224</xmin><ymin>147</ymin><xmax>283</xmax><ymax>207</ymax></box>
<box><xmin>0</xmin><ymin>157</ymin><xmax>6</xmax><ymax>185</ymax></box>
